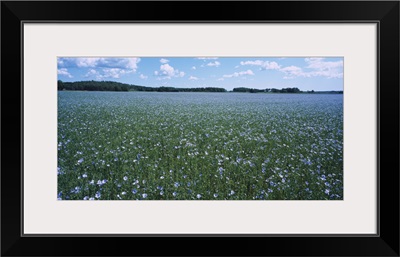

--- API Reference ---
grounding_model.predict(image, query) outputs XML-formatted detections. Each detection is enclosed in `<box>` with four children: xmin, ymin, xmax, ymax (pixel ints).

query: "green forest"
<box><xmin>58</xmin><ymin>80</ymin><xmax>226</xmax><ymax>92</ymax></box>
<box><xmin>57</xmin><ymin>80</ymin><xmax>343</xmax><ymax>94</ymax></box>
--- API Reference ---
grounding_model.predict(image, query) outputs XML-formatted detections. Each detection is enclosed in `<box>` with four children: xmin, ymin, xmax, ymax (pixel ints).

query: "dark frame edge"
<box><xmin>20</xmin><ymin>17</ymin><xmax>25</xmax><ymax>242</ymax></box>
<box><xmin>1</xmin><ymin>2</ymin><xmax>23</xmax><ymax>256</ymax></box>
<box><xmin>379</xmin><ymin>1</ymin><xmax>400</xmax><ymax>254</ymax></box>
<box><xmin>1</xmin><ymin>1</ymin><xmax>399</xmax><ymax>257</ymax></box>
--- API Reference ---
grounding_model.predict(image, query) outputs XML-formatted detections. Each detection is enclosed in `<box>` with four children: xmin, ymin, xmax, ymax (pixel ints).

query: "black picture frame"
<box><xmin>1</xmin><ymin>1</ymin><xmax>399</xmax><ymax>256</ymax></box>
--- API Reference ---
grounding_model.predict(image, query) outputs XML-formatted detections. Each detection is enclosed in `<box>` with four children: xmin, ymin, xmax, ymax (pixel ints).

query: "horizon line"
<box><xmin>58</xmin><ymin>80</ymin><xmax>343</xmax><ymax>92</ymax></box>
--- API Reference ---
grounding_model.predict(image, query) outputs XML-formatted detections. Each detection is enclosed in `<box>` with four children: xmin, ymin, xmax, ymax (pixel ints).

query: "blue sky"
<box><xmin>57</xmin><ymin>57</ymin><xmax>343</xmax><ymax>91</ymax></box>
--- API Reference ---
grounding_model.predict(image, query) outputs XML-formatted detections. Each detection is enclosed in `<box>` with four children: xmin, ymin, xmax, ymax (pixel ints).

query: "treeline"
<box><xmin>58</xmin><ymin>80</ymin><xmax>131</xmax><ymax>91</ymax></box>
<box><xmin>58</xmin><ymin>80</ymin><xmax>226</xmax><ymax>92</ymax></box>
<box><xmin>311</xmin><ymin>90</ymin><xmax>343</xmax><ymax>94</ymax></box>
<box><xmin>232</xmin><ymin>87</ymin><xmax>343</xmax><ymax>94</ymax></box>
<box><xmin>131</xmin><ymin>86</ymin><xmax>225</xmax><ymax>92</ymax></box>
<box><xmin>58</xmin><ymin>81</ymin><xmax>341</xmax><ymax>94</ymax></box>
<box><xmin>233</xmin><ymin>87</ymin><xmax>301</xmax><ymax>93</ymax></box>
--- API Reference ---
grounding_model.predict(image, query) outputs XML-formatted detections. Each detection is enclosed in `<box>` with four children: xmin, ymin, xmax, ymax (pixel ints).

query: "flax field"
<box><xmin>57</xmin><ymin>91</ymin><xmax>343</xmax><ymax>200</ymax></box>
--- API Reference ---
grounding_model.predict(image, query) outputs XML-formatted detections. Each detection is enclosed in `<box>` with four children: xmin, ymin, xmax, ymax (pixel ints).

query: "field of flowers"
<box><xmin>58</xmin><ymin>91</ymin><xmax>343</xmax><ymax>200</ymax></box>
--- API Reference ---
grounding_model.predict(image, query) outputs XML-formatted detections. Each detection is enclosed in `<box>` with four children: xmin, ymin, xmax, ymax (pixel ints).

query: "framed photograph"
<box><xmin>2</xmin><ymin>1</ymin><xmax>399</xmax><ymax>256</ymax></box>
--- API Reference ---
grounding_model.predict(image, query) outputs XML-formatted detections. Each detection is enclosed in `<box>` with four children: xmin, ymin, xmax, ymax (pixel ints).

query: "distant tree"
<box><xmin>233</xmin><ymin>87</ymin><xmax>264</xmax><ymax>93</ymax></box>
<box><xmin>57</xmin><ymin>80</ymin><xmax>64</xmax><ymax>90</ymax></box>
<box><xmin>57</xmin><ymin>80</ymin><xmax>227</xmax><ymax>92</ymax></box>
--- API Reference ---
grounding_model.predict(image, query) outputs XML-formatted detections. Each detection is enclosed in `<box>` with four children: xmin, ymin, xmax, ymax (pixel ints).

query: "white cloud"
<box><xmin>263</xmin><ymin>62</ymin><xmax>281</xmax><ymax>70</ymax></box>
<box><xmin>240</xmin><ymin>60</ymin><xmax>281</xmax><ymax>70</ymax></box>
<box><xmin>240</xmin><ymin>60</ymin><xmax>264</xmax><ymax>66</ymax></box>
<box><xmin>304</xmin><ymin>58</ymin><xmax>325</xmax><ymax>67</ymax></box>
<box><xmin>280</xmin><ymin>66</ymin><xmax>304</xmax><ymax>78</ymax></box>
<box><xmin>57</xmin><ymin>68</ymin><xmax>73</xmax><ymax>78</ymax></box>
<box><xmin>58</xmin><ymin>57</ymin><xmax>140</xmax><ymax>73</ymax></box>
<box><xmin>84</xmin><ymin>69</ymin><xmax>98</xmax><ymax>78</ymax></box>
<box><xmin>279</xmin><ymin>58</ymin><xmax>343</xmax><ymax>79</ymax></box>
<box><xmin>139</xmin><ymin>74</ymin><xmax>148</xmax><ymax>79</ymax></box>
<box><xmin>237</xmin><ymin>58</ymin><xmax>343</xmax><ymax>79</ymax></box>
<box><xmin>192</xmin><ymin>66</ymin><xmax>196</xmax><ymax>70</ymax></box>
<box><xmin>75</xmin><ymin>58</ymin><xmax>101</xmax><ymax>67</ymax></box>
<box><xmin>154</xmin><ymin>64</ymin><xmax>185</xmax><ymax>79</ymax></box>
<box><xmin>160</xmin><ymin>64</ymin><xmax>175</xmax><ymax>77</ymax></box>
<box><xmin>222</xmin><ymin>70</ymin><xmax>254</xmax><ymax>78</ymax></box>
<box><xmin>206</xmin><ymin>61</ymin><xmax>221</xmax><ymax>67</ymax></box>
<box><xmin>304</xmin><ymin>58</ymin><xmax>343</xmax><ymax>78</ymax></box>
<box><xmin>84</xmin><ymin>68</ymin><xmax>132</xmax><ymax>80</ymax></box>
<box><xmin>189</xmin><ymin>76</ymin><xmax>199</xmax><ymax>80</ymax></box>
<box><xmin>197</xmin><ymin>57</ymin><xmax>218</xmax><ymax>60</ymax></box>
<box><xmin>160</xmin><ymin>58</ymin><xmax>169</xmax><ymax>64</ymax></box>
<box><xmin>217</xmin><ymin>78</ymin><xmax>224</xmax><ymax>81</ymax></box>
<box><xmin>124</xmin><ymin>58</ymin><xmax>140</xmax><ymax>71</ymax></box>
<box><xmin>102</xmin><ymin>68</ymin><xmax>124</xmax><ymax>78</ymax></box>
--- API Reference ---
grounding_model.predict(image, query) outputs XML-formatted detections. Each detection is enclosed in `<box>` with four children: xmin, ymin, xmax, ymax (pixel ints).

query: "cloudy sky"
<box><xmin>57</xmin><ymin>57</ymin><xmax>343</xmax><ymax>91</ymax></box>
